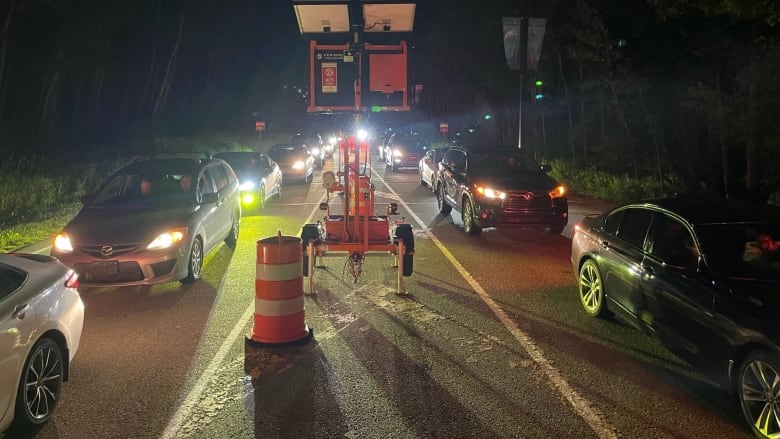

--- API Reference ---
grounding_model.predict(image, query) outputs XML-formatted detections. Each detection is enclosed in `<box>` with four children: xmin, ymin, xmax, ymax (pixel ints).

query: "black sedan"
<box><xmin>213</xmin><ymin>151</ymin><xmax>282</xmax><ymax>211</ymax></box>
<box><xmin>571</xmin><ymin>196</ymin><xmax>780</xmax><ymax>439</ymax></box>
<box><xmin>267</xmin><ymin>143</ymin><xmax>315</xmax><ymax>184</ymax></box>
<box><xmin>436</xmin><ymin>145</ymin><xmax>568</xmax><ymax>235</ymax></box>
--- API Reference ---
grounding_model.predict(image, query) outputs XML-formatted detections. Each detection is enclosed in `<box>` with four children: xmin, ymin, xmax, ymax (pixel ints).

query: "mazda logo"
<box><xmin>101</xmin><ymin>245</ymin><xmax>113</xmax><ymax>257</ymax></box>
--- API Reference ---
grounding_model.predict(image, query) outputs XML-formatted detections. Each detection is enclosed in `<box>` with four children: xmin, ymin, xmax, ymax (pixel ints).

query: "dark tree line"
<box><xmin>413</xmin><ymin>0</ymin><xmax>780</xmax><ymax>200</ymax></box>
<box><xmin>1</xmin><ymin>0</ymin><xmax>779</xmax><ymax>200</ymax></box>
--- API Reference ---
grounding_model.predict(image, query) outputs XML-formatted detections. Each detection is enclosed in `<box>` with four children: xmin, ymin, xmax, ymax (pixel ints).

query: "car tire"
<box><xmin>224</xmin><ymin>211</ymin><xmax>239</xmax><ymax>249</ymax></box>
<box><xmin>12</xmin><ymin>337</ymin><xmax>64</xmax><ymax>433</ymax></box>
<box><xmin>258</xmin><ymin>185</ymin><xmax>266</xmax><ymax>209</ymax></box>
<box><xmin>738</xmin><ymin>350</ymin><xmax>780</xmax><ymax>439</ymax></box>
<box><xmin>181</xmin><ymin>237</ymin><xmax>203</xmax><ymax>283</ymax></box>
<box><xmin>578</xmin><ymin>259</ymin><xmax>608</xmax><ymax>317</ymax></box>
<box><xmin>394</xmin><ymin>224</ymin><xmax>414</xmax><ymax>276</ymax></box>
<box><xmin>301</xmin><ymin>224</ymin><xmax>324</xmax><ymax>277</ymax></box>
<box><xmin>437</xmin><ymin>185</ymin><xmax>452</xmax><ymax>215</ymax></box>
<box><xmin>462</xmin><ymin>199</ymin><xmax>483</xmax><ymax>235</ymax></box>
<box><xmin>276</xmin><ymin>179</ymin><xmax>283</xmax><ymax>197</ymax></box>
<box><xmin>419</xmin><ymin>170</ymin><xmax>426</xmax><ymax>187</ymax></box>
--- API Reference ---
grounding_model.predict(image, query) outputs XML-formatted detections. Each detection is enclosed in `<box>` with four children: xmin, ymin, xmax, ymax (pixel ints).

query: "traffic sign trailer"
<box><xmin>300</xmin><ymin>132</ymin><xmax>414</xmax><ymax>295</ymax></box>
<box><xmin>308</xmin><ymin>41</ymin><xmax>410</xmax><ymax>113</ymax></box>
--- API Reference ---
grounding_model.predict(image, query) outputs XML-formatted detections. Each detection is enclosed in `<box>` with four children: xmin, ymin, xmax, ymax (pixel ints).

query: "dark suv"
<box><xmin>436</xmin><ymin>145</ymin><xmax>568</xmax><ymax>235</ymax></box>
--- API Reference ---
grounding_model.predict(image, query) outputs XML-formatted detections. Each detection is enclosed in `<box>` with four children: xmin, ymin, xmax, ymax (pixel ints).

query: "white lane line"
<box><xmin>370</xmin><ymin>169</ymin><xmax>619</xmax><ymax>439</ymax></box>
<box><xmin>160</xmin><ymin>192</ymin><xmax>327</xmax><ymax>439</ymax></box>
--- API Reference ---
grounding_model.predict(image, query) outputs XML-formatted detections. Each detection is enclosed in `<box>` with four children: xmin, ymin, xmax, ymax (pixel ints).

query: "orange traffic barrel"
<box><xmin>247</xmin><ymin>231</ymin><xmax>312</xmax><ymax>346</ymax></box>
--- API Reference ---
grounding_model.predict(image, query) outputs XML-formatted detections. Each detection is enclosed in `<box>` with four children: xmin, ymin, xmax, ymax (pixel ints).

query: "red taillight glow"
<box><xmin>64</xmin><ymin>270</ymin><xmax>79</xmax><ymax>289</ymax></box>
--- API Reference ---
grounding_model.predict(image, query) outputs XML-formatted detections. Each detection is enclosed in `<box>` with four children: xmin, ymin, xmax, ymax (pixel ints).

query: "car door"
<box><xmin>600</xmin><ymin>207</ymin><xmax>653</xmax><ymax>326</ymax></box>
<box><xmin>440</xmin><ymin>149</ymin><xmax>467</xmax><ymax>207</ymax></box>
<box><xmin>260</xmin><ymin>155</ymin><xmax>279</xmax><ymax>192</ymax></box>
<box><xmin>640</xmin><ymin>212</ymin><xmax>721</xmax><ymax>368</ymax></box>
<box><xmin>420</xmin><ymin>150</ymin><xmax>434</xmax><ymax>184</ymax></box>
<box><xmin>197</xmin><ymin>166</ymin><xmax>222</xmax><ymax>252</ymax></box>
<box><xmin>0</xmin><ymin>269</ymin><xmax>35</xmax><ymax>422</ymax></box>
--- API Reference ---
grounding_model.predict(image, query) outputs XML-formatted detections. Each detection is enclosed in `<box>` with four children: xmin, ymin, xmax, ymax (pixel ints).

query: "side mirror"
<box><xmin>202</xmin><ymin>192</ymin><xmax>219</xmax><ymax>204</ymax></box>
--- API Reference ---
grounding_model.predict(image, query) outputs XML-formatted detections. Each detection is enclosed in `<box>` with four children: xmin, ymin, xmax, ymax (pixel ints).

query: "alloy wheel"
<box><xmin>579</xmin><ymin>260</ymin><xmax>605</xmax><ymax>317</ymax></box>
<box><xmin>739</xmin><ymin>353</ymin><xmax>780</xmax><ymax>438</ymax></box>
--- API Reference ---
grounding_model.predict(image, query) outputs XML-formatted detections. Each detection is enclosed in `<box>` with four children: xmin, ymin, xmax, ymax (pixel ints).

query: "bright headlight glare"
<box><xmin>549</xmin><ymin>185</ymin><xmax>566</xmax><ymax>199</ymax></box>
<box><xmin>54</xmin><ymin>233</ymin><xmax>73</xmax><ymax>253</ymax></box>
<box><xmin>147</xmin><ymin>228</ymin><xmax>187</xmax><ymax>250</ymax></box>
<box><xmin>292</xmin><ymin>161</ymin><xmax>305</xmax><ymax>170</ymax></box>
<box><xmin>329</xmin><ymin>136</ymin><xmax>337</xmax><ymax>144</ymax></box>
<box><xmin>239</xmin><ymin>181</ymin><xmax>256</xmax><ymax>191</ymax></box>
<box><xmin>357</xmin><ymin>129</ymin><xmax>368</xmax><ymax>140</ymax></box>
<box><xmin>393</xmin><ymin>150</ymin><xmax>403</xmax><ymax>157</ymax></box>
<box><xmin>310</xmin><ymin>148</ymin><xmax>321</xmax><ymax>155</ymax></box>
<box><xmin>476</xmin><ymin>186</ymin><xmax>506</xmax><ymax>200</ymax></box>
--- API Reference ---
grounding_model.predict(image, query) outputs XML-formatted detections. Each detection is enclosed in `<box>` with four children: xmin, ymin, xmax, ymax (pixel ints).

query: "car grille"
<box><xmin>78</xmin><ymin>243</ymin><xmax>139</xmax><ymax>258</ymax></box>
<box><xmin>504</xmin><ymin>192</ymin><xmax>552</xmax><ymax>210</ymax></box>
<box><xmin>74</xmin><ymin>261</ymin><xmax>143</xmax><ymax>283</ymax></box>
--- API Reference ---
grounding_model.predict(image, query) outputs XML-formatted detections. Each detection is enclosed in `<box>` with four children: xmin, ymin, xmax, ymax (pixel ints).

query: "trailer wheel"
<box><xmin>301</xmin><ymin>224</ymin><xmax>323</xmax><ymax>277</ymax></box>
<box><xmin>394</xmin><ymin>224</ymin><xmax>414</xmax><ymax>277</ymax></box>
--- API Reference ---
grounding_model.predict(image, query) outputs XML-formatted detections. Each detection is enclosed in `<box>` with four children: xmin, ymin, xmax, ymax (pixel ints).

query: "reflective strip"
<box><xmin>255</xmin><ymin>296</ymin><xmax>304</xmax><ymax>317</ymax></box>
<box><xmin>256</xmin><ymin>261</ymin><xmax>301</xmax><ymax>282</ymax></box>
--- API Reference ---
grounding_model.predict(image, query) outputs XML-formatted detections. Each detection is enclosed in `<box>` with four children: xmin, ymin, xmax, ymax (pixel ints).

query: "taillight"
<box><xmin>64</xmin><ymin>270</ymin><xmax>79</xmax><ymax>289</ymax></box>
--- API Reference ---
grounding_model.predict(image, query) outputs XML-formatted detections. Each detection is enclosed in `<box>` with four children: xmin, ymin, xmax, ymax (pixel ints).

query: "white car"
<box><xmin>0</xmin><ymin>253</ymin><xmax>85</xmax><ymax>434</ymax></box>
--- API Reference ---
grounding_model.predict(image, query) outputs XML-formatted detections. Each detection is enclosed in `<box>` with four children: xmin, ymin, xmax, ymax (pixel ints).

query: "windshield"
<box><xmin>89</xmin><ymin>173</ymin><xmax>196</xmax><ymax>207</ymax></box>
<box><xmin>468</xmin><ymin>151</ymin><xmax>542</xmax><ymax>174</ymax></box>
<box><xmin>395</xmin><ymin>137</ymin><xmax>429</xmax><ymax>154</ymax></box>
<box><xmin>268</xmin><ymin>145</ymin><xmax>304</xmax><ymax>163</ymax></box>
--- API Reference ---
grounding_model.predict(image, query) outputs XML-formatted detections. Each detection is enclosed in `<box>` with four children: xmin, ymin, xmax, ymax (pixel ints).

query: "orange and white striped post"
<box><xmin>247</xmin><ymin>230</ymin><xmax>312</xmax><ymax>346</ymax></box>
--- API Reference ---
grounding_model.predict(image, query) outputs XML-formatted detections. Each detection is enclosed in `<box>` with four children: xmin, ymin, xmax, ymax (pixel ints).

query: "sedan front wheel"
<box><xmin>579</xmin><ymin>259</ymin><xmax>608</xmax><ymax>317</ymax></box>
<box><xmin>738</xmin><ymin>350</ymin><xmax>780</xmax><ymax>439</ymax></box>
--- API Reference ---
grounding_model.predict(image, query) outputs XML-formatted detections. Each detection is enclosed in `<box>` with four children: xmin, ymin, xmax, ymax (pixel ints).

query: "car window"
<box><xmin>649</xmin><ymin>213</ymin><xmax>699</xmax><ymax>267</ymax></box>
<box><xmin>0</xmin><ymin>262</ymin><xmax>26</xmax><ymax>299</ymax></box>
<box><xmin>199</xmin><ymin>172</ymin><xmax>215</xmax><ymax>195</ymax></box>
<box><xmin>603</xmin><ymin>209</ymin><xmax>624</xmax><ymax>236</ymax></box>
<box><xmin>207</xmin><ymin>165</ymin><xmax>229</xmax><ymax>191</ymax></box>
<box><xmin>617</xmin><ymin>208</ymin><xmax>653</xmax><ymax>249</ymax></box>
<box><xmin>445</xmin><ymin>150</ymin><xmax>466</xmax><ymax>169</ymax></box>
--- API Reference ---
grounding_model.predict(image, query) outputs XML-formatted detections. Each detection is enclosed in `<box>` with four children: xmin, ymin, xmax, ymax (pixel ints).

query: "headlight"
<box><xmin>393</xmin><ymin>149</ymin><xmax>403</xmax><ymax>157</ymax></box>
<box><xmin>239</xmin><ymin>180</ymin><xmax>256</xmax><ymax>191</ymax></box>
<box><xmin>242</xmin><ymin>193</ymin><xmax>256</xmax><ymax>205</ymax></box>
<box><xmin>147</xmin><ymin>228</ymin><xmax>187</xmax><ymax>250</ymax></box>
<box><xmin>292</xmin><ymin>161</ymin><xmax>305</xmax><ymax>170</ymax></box>
<box><xmin>549</xmin><ymin>185</ymin><xmax>566</xmax><ymax>199</ymax></box>
<box><xmin>329</xmin><ymin>136</ymin><xmax>337</xmax><ymax>145</ymax></box>
<box><xmin>475</xmin><ymin>185</ymin><xmax>506</xmax><ymax>200</ymax></box>
<box><xmin>53</xmin><ymin>233</ymin><xmax>73</xmax><ymax>253</ymax></box>
<box><xmin>310</xmin><ymin>148</ymin><xmax>321</xmax><ymax>156</ymax></box>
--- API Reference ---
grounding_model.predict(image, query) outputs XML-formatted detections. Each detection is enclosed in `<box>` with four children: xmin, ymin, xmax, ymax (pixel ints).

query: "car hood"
<box><xmin>64</xmin><ymin>204</ymin><xmax>199</xmax><ymax>245</ymax></box>
<box><xmin>470</xmin><ymin>172</ymin><xmax>560</xmax><ymax>192</ymax></box>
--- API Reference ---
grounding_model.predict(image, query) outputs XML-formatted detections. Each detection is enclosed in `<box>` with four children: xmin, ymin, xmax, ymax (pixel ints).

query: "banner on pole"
<box><xmin>502</xmin><ymin>17</ymin><xmax>523</xmax><ymax>71</ymax></box>
<box><xmin>527</xmin><ymin>18</ymin><xmax>546</xmax><ymax>71</ymax></box>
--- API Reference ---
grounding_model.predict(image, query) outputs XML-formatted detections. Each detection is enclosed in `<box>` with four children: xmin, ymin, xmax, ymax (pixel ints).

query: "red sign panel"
<box><xmin>439</xmin><ymin>122</ymin><xmax>449</xmax><ymax>133</ymax></box>
<box><xmin>321</xmin><ymin>63</ymin><xmax>337</xmax><ymax>94</ymax></box>
<box><xmin>255</xmin><ymin>121</ymin><xmax>266</xmax><ymax>132</ymax></box>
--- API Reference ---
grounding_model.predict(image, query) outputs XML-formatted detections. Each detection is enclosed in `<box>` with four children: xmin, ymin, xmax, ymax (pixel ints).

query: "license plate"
<box><xmin>91</xmin><ymin>261</ymin><xmax>118</xmax><ymax>276</ymax></box>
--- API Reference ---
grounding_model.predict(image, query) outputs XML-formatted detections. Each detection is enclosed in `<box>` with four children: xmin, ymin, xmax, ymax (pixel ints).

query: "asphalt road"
<box><xmin>6</xmin><ymin>156</ymin><xmax>754</xmax><ymax>439</ymax></box>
